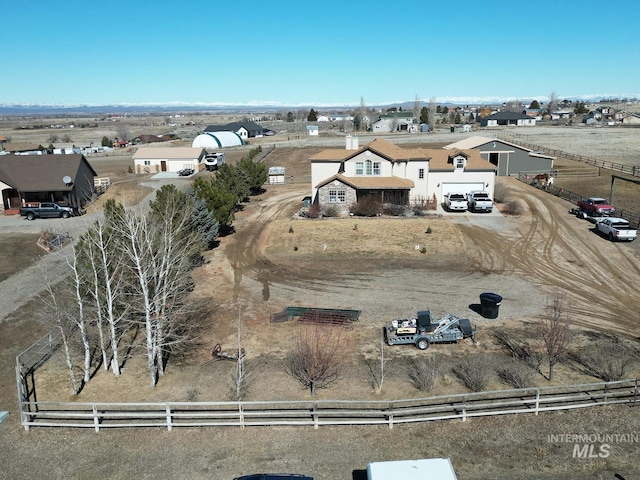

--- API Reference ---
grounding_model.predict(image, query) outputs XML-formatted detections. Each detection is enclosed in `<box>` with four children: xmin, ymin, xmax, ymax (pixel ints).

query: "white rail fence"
<box><xmin>16</xmin><ymin>329</ymin><xmax>640</xmax><ymax>431</ymax></box>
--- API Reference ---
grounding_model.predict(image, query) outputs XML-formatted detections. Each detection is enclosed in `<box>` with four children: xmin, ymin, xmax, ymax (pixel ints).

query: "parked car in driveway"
<box><xmin>594</xmin><ymin>217</ymin><xmax>638</xmax><ymax>241</ymax></box>
<box><xmin>19</xmin><ymin>202</ymin><xmax>77</xmax><ymax>221</ymax></box>
<box><xmin>443</xmin><ymin>193</ymin><xmax>468</xmax><ymax>212</ymax></box>
<box><xmin>177</xmin><ymin>167</ymin><xmax>195</xmax><ymax>177</ymax></box>
<box><xmin>466</xmin><ymin>191</ymin><xmax>493</xmax><ymax>213</ymax></box>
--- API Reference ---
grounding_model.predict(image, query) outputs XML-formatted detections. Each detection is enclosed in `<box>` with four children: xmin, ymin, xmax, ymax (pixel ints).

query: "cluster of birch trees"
<box><xmin>44</xmin><ymin>185</ymin><xmax>218</xmax><ymax>393</ymax></box>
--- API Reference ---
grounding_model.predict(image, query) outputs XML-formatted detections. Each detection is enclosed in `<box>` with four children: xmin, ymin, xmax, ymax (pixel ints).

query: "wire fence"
<box><xmin>499</xmin><ymin>131</ymin><xmax>640</xmax><ymax>177</ymax></box>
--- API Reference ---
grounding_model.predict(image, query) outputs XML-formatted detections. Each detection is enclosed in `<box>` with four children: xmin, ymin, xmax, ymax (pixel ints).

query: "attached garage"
<box><xmin>442</xmin><ymin>182</ymin><xmax>485</xmax><ymax>196</ymax></box>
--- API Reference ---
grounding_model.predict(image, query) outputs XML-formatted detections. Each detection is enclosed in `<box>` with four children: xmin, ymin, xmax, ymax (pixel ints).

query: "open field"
<box><xmin>1</xmin><ymin>123</ymin><xmax>640</xmax><ymax>479</ymax></box>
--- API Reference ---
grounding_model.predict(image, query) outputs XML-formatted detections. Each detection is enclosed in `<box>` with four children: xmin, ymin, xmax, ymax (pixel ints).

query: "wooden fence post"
<box><xmin>535</xmin><ymin>389</ymin><xmax>540</xmax><ymax>415</ymax></box>
<box><xmin>388</xmin><ymin>402</ymin><xmax>393</xmax><ymax>429</ymax></box>
<box><xmin>166</xmin><ymin>404</ymin><xmax>172</xmax><ymax>431</ymax></box>
<box><xmin>93</xmin><ymin>404</ymin><xmax>100</xmax><ymax>432</ymax></box>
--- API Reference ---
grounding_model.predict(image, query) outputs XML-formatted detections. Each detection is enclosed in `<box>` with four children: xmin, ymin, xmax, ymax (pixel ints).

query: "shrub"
<box><xmin>407</xmin><ymin>357</ymin><xmax>441</xmax><ymax>391</ymax></box>
<box><xmin>498</xmin><ymin>360</ymin><xmax>538</xmax><ymax>388</ymax></box>
<box><xmin>350</xmin><ymin>197</ymin><xmax>381</xmax><ymax>217</ymax></box>
<box><xmin>503</xmin><ymin>199</ymin><xmax>525</xmax><ymax>215</ymax></box>
<box><xmin>493</xmin><ymin>181</ymin><xmax>509</xmax><ymax>203</ymax></box>
<box><xmin>382</xmin><ymin>204</ymin><xmax>406</xmax><ymax>216</ymax></box>
<box><xmin>455</xmin><ymin>356</ymin><xmax>493</xmax><ymax>392</ymax></box>
<box><xmin>306</xmin><ymin>203</ymin><xmax>321</xmax><ymax>218</ymax></box>
<box><xmin>570</xmin><ymin>337</ymin><xmax>639</xmax><ymax>382</ymax></box>
<box><xmin>321</xmin><ymin>204</ymin><xmax>339</xmax><ymax>217</ymax></box>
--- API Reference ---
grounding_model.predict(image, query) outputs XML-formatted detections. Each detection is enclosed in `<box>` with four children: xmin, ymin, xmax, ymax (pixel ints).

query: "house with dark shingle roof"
<box><xmin>480</xmin><ymin>112</ymin><xmax>536</xmax><ymax>127</ymax></box>
<box><xmin>0</xmin><ymin>154</ymin><xmax>97</xmax><ymax>213</ymax></box>
<box><xmin>204</xmin><ymin>121</ymin><xmax>267</xmax><ymax>139</ymax></box>
<box><xmin>310</xmin><ymin>137</ymin><xmax>496</xmax><ymax>214</ymax></box>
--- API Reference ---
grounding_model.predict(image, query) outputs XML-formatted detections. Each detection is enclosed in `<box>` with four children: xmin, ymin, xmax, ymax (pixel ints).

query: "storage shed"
<box><xmin>268</xmin><ymin>166</ymin><xmax>286</xmax><ymax>184</ymax></box>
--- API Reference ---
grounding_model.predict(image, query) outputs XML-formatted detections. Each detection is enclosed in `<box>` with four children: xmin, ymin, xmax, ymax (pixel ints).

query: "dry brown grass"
<box><xmin>265</xmin><ymin>216</ymin><xmax>464</xmax><ymax>257</ymax></box>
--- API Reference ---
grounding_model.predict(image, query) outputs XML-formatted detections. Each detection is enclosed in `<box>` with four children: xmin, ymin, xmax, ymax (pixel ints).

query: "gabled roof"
<box><xmin>427</xmin><ymin>149</ymin><xmax>494</xmax><ymax>171</ymax></box>
<box><xmin>310</xmin><ymin>138</ymin><xmax>431</xmax><ymax>163</ymax></box>
<box><xmin>484</xmin><ymin>112</ymin><xmax>531</xmax><ymax>120</ymax></box>
<box><xmin>444</xmin><ymin>136</ymin><xmax>555</xmax><ymax>160</ymax></box>
<box><xmin>316</xmin><ymin>173</ymin><xmax>414</xmax><ymax>190</ymax></box>
<box><xmin>132</xmin><ymin>147</ymin><xmax>206</xmax><ymax>160</ymax></box>
<box><xmin>0</xmin><ymin>154</ymin><xmax>96</xmax><ymax>191</ymax></box>
<box><xmin>205</xmin><ymin>121</ymin><xmax>264</xmax><ymax>133</ymax></box>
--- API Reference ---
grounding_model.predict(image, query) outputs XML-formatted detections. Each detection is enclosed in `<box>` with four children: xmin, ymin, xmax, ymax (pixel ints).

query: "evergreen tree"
<box><xmin>307</xmin><ymin>108</ymin><xmax>318</xmax><ymax>122</ymax></box>
<box><xmin>237</xmin><ymin>157</ymin><xmax>267</xmax><ymax>195</ymax></box>
<box><xmin>530</xmin><ymin>99</ymin><xmax>541</xmax><ymax>109</ymax></box>
<box><xmin>286</xmin><ymin>111</ymin><xmax>294</xmax><ymax>122</ymax></box>
<box><xmin>420</xmin><ymin>106</ymin><xmax>429</xmax><ymax>124</ymax></box>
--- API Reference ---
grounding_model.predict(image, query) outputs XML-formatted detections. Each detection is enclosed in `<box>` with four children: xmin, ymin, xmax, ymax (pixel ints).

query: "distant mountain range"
<box><xmin>0</xmin><ymin>94</ymin><xmax>637</xmax><ymax>116</ymax></box>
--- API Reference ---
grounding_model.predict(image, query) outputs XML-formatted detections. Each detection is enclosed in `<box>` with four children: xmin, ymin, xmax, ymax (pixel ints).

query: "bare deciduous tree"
<box><xmin>232</xmin><ymin>307</ymin><xmax>253</xmax><ymax>400</ymax></box>
<box><xmin>39</xmin><ymin>273</ymin><xmax>80</xmax><ymax>394</ymax></box>
<box><xmin>412</xmin><ymin>94</ymin><xmax>422</xmax><ymax>122</ymax></box>
<box><xmin>540</xmin><ymin>292</ymin><xmax>572</xmax><ymax>381</ymax></box>
<box><xmin>547</xmin><ymin>91</ymin><xmax>559</xmax><ymax>115</ymax></box>
<box><xmin>286</xmin><ymin>326</ymin><xmax>347</xmax><ymax>395</ymax></box>
<box><xmin>428</xmin><ymin>97</ymin><xmax>437</xmax><ymax>132</ymax></box>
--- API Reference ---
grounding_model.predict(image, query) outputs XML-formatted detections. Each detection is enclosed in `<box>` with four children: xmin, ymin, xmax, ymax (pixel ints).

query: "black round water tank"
<box><xmin>479</xmin><ymin>292</ymin><xmax>502</xmax><ymax>319</ymax></box>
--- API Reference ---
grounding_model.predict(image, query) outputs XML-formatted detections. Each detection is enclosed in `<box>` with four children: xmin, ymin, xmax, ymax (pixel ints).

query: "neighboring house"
<box><xmin>1</xmin><ymin>143</ymin><xmax>43</xmax><ymax>155</ymax></box>
<box><xmin>0</xmin><ymin>153</ymin><xmax>97</xmax><ymax>212</ymax></box>
<box><xmin>523</xmin><ymin>108</ymin><xmax>544</xmax><ymax>120</ymax></box>
<box><xmin>204</xmin><ymin>121</ymin><xmax>266</xmax><ymax>139</ymax></box>
<box><xmin>480</xmin><ymin>112</ymin><xmax>536</xmax><ymax>127</ymax></box>
<box><xmin>316</xmin><ymin>115</ymin><xmax>330</xmax><ymax>122</ymax></box>
<box><xmin>132</xmin><ymin>147</ymin><xmax>207</xmax><ymax>174</ymax></box>
<box><xmin>310</xmin><ymin>137</ymin><xmax>496</xmax><ymax>214</ymax></box>
<box><xmin>307</xmin><ymin>125</ymin><xmax>319</xmax><ymax>136</ymax></box>
<box><xmin>133</xmin><ymin>134</ymin><xmax>175</xmax><ymax>144</ymax></box>
<box><xmin>371</xmin><ymin>112</ymin><xmax>418</xmax><ymax>133</ymax></box>
<box><xmin>445</xmin><ymin>136</ymin><xmax>555</xmax><ymax>176</ymax></box>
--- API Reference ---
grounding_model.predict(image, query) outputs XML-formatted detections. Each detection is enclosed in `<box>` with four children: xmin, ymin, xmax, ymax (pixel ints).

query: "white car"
<box><xmin>443</xmin><ymin>193</ymin><xmax>468</xmax><ymax>211</ymax></box>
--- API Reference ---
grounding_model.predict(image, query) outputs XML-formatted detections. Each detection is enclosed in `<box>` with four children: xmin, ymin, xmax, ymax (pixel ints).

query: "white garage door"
<box><xmin>442</xmin><ymin>183</ymin><xmax>485</xmax><ymax>197</ymax></box>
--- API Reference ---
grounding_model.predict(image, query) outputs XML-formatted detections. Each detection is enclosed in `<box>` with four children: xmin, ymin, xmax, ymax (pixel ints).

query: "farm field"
<box><xmin>1</xmin><ymin>122</ymin><xmax>640</xmax><ymax>479</ymax></box>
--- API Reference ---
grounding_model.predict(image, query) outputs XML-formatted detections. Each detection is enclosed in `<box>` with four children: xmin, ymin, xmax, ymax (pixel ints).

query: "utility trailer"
<box><xmin>384</xmin><ymin>310</ymin><xmax>475</xmax><ymax>350</ymax></box>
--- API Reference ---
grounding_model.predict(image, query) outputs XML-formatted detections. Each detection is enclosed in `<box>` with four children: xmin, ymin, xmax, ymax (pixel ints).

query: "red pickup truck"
<box><xmin>576</xmin><ymin>197</ymin><xmax>615</xmax><ymax>218</ymax></box>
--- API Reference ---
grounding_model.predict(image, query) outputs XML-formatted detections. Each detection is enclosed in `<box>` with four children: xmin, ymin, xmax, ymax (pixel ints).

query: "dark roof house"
<box><xmin>480</xmin><ymin>112</ymin><xmax>536</xmax><ymax>127</ymax></box>
<box><xmin>204</xmin><ymin>121</ymin><xmax>266</xmax><ymax>139</ymax></box>
<box><xmin>0</xmin><ymin>154</ymin><xmax>97</xmax><ymax>212</ymax></box>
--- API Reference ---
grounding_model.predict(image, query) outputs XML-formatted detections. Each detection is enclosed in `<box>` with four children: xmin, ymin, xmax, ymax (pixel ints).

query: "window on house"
<box><xmin>455</xmin><ymin>158</ymin><xmax>465</xmax><ymax>170</ymax></box>
<box><xmin>329</xmin><ymin>189</ymin><xmax>346</xmax><ymax>203</ymax></box>
<box><xmin>373</xmin><ymin>162</ymin><xmax>381</xmax><ymax>175</ymax></box>
<box><xmin>365</xmin><ymin>160</ymin><xmax>372</xmax><ymax>175</ymax></box>
<box><xmin>418</xmin><ymin>168</ymin><xmax>425</xmax><ymax>179</ymax></box>
<box><xmin>144</xmin><ymin>160</ymin><xmax>151</xmax><ymax>165</ymax></box>
<box><xmin>355</xmin><ymin>162</ymin><xmax>363</xmax><ymax>175</ymax></box>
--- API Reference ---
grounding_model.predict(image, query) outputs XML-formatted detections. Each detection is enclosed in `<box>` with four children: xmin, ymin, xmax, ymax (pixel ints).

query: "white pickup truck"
<box><xmin>443</xmin><ymin>193</ymin><xmax>468</xmax><ymax>211</ymax></box>
<box><xmin>466</xmin><ymin>191</ymin><xmax>493</xmax><ymax>213</ymax></box>
<box><xmin>595</xmin><ymin>217</ymin><xmax>638</xmax><ymax>242</ymax></box>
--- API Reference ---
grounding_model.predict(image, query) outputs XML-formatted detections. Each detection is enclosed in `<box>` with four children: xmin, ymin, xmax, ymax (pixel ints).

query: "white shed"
<box><xmin>192</xmin><ymin>131</ymin><xmax>243</xmax><ymax>149</ymax></box>
<box><xmin>268</xmin><ymin>166</ymin><xmax>286</xmax><ymax>184</ymax></box>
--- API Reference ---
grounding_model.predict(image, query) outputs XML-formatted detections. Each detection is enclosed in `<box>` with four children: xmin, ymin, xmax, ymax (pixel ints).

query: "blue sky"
<box><xmin>3</xmin><ymin>0</ymin><xmax>639</xmax><ymax>106</ymax></box>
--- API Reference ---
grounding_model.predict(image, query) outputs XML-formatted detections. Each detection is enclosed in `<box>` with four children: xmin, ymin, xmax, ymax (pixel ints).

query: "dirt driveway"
<box><xmin>2</xmin><ymin>151</ymin><xmax>640</xmax><ymax>479</ymax></box>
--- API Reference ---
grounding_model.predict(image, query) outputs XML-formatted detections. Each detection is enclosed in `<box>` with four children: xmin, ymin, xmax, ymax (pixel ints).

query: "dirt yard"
<box><xmin>1</xmin><ymin>126</ymin><xmax>640</xmax><ymax>479</ymax></box>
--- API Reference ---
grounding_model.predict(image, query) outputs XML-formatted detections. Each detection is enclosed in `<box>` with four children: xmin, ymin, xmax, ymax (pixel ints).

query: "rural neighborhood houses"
<box><xmin>132</xmin><ymin>147</ymin><xmax>207</xmax><ymax>174</ymax></box>
<box><xmin>445</xmin><ymin>136</ymin><xmax>555</xmax><ymax>176</ymax></box>
<box><xmin>0</xmin><ymin>153</ymin><xmax>97</xmax><ymax>213</ymax></box>
<box><xmin>372</xmin><ymin>112</ymin><xmax>419</xmax><ymax>133</ymax></box>
<box><xmin>310</xmin><ymin>136</ymin><xmax>496</xmax><ymax>214</ymax></box>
